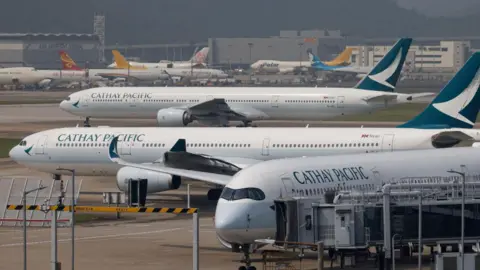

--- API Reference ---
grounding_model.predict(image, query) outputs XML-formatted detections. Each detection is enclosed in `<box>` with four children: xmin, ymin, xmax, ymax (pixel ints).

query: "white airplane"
<box><xmin>105</xmin><ymin>136</ymin><xmax>480</xmax><ymax>268</ymax></box>
<box><xmin>105</xmin><ymin>49</ymin><xmax>226</xmax><ymax>83</ymax></box>
<box><xmin>0</xmin><ymin>67</ymin><xmax>86</xmax><ymax>89</ymax></box>
<box><xmin>251</xmin><ymin>47</ymin><xmax>353</xmax><ymax>75</ymax></box>
<box><xmin>250</xmin><ymin>60</ymin><xmax>308</xmax><ymax>74</ymax></box>
<box><xmin>59</xmin><ymin>51</ymin><xmax>171</xmax><ymax>84</ymax></box>
<box><xmin>59</xmin><ymin>38</ymin><xmax>433</xmax><ymax>127</ymax></box>
<box><xmin>8</xmin><ymin>51</ymin><xmax>480</xmax><ymax>201</ymax></box>
<box><xmin>107</xmin><ymin>47</ymin><xmax>210</xmax><ymax>69</ymax></box>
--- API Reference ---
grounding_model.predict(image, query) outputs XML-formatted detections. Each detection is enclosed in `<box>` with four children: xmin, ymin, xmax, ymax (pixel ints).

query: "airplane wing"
<box><xmin>362</xmin><ymin>95</ymin><xmax>398</xmax><ymax>103</ymax></box>
<box><xmin>108</xmin><ymin>136</ymin><xmax>232</xmax><ymax>186</ymax></box>
<box><xmin>180</xmin><ymin>98</ymin><xmax>268</xmax><ymax>123</ymax></box>
<box><xmin>93</xmin><ymin>72</ymin><xmax>132</xmax><ymax>80</ymax></box>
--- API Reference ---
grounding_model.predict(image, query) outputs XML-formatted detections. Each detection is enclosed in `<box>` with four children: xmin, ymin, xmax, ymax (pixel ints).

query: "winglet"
<box><xmin>170</xmin><ymin>139</ymin><xmax>186</xmax><ymax>152</ymax></box>
<box><xmin>398</xmin><ymin>52</ymin><xmax>480</xmax><ymax>129</ymax></box>
<box><xmin>354</xmin><ymin>38</ymin><xmax>412</xmax><ymax>92</ymax></box>
<box><xmin>108</xmin><ymin>136</ymin><xmax>120</xmax><ymax>161</ymax></box>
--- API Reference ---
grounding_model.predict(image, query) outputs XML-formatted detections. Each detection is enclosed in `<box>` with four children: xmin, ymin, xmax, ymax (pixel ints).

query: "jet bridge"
<box><xmin>272</xmin><ymin>180</ymin><xmax>480</xmax><ymax>269</ymax></box>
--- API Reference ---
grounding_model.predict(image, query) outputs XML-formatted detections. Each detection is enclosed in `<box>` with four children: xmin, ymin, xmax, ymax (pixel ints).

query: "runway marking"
<box><xmin>0</xmin><ymin>227</ymin><xmax>184</xmax><ymax>248</ymax></box>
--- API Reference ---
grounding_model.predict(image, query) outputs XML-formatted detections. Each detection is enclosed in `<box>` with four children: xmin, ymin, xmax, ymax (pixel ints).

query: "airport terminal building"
<box><xmin>348</xmin><ymin>40</ymin><xmax>472</xmax><ymax>73</ymax></box>
<box><xmin>0</xmin><ymin>33</ymin><xmax>101</xmax><ymax>69</ymax></box>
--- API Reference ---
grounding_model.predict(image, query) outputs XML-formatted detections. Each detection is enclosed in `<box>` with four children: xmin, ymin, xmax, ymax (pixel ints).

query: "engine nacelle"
<box><xmin>37</xmin><ymin>79</ymin><xmax>52</xmax><ymax>87</ymax></box>
<box><xmin>156</xmin><ymin>108</ymin><xmax>192</xmax><ymax>127</ymax></box>
<box><xmin>116</xmin><ymin>166</ymin><xmax>181</xmax><ymax>193</ymax></box>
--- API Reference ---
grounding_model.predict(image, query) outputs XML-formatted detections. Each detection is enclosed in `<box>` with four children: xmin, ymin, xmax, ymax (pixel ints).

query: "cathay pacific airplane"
<box><xmin>8</xmin><ymin>52</ymin><xmax>480</xmax><ymax>200</ymax></box>
<box><xmin>59</xmin><ymin>38</ymin><xmax>434</xmax><ymax>127</ymax></box>
<box><xmin>109</xmin><ymin>141</ymin><xmax>480</xmax><ymax>269</ymax></box>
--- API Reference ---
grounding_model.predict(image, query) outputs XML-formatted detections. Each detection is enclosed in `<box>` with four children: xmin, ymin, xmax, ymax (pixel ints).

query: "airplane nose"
<box><xmin>214</xmin><ymin>200</ymin><xmax>249</xmax><ymax>243</ymax></box>
<box><xmin>9</xmin><ymin>146</ymin><xmax>18</xmax><ymax>161</ymax></box>
<box><xmin>59</xmin><ymin>100</ymin><xmax>67</xmax><ymax>110</ymax></box>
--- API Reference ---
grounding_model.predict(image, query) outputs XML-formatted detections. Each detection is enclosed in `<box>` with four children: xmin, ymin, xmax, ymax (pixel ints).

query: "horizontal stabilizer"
<box><xmin>431</xmin><ymin>131</ymin><xmax>476</xmax><ymax>148</ymax></box>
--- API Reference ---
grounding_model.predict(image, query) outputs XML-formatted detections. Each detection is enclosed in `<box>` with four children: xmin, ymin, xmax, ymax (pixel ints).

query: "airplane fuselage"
<box><xmin>215</xmin><ymin>146</ymin><xmax>480</xmax><ymax>245</ymax></box>
<box><xmin>59</xmin><ymin>87</ymin><xmax>425</xmax><ymax>121</ymax></box>
<box><xmin>9</xmin><ymin>127</ymin><xmax>480</xmax><ymax>177</ymax></box>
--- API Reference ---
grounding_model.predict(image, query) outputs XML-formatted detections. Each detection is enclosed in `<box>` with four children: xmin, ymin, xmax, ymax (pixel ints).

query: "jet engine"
<box><xmin>37</xmin><ymin>79</ymin><xmax>52</xmax><ymax>88</ymax></box>
<box><xmin>116</xmin><ymin>166</ymin><xmax>181</xmax><ymax>193</ymax></box>
<box><xmin>156</xmin><ymin>108</ymin><xmax>193</xmax><ymax>127</ymax></box>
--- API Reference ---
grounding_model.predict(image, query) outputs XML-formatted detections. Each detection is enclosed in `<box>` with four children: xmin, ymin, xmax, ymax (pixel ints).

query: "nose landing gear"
<box><xmin>84</xmin><ymin>117</ymin><xmax>91</xmax><ymax>127</ymax></box>
<box><xmin>238</xmin><ymin>244</ymin><xmax>256</xmax><ymax>270</ymax></box>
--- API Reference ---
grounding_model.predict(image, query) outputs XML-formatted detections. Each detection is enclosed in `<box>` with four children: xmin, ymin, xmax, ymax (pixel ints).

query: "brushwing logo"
<box><xmin>432</xmin><ymin>70</ymin><xmax>480</xmax><ymax>126</ymax></box>
<box><xmin>72</xmin><ymin>101</ymin><xmax>79</xmax><ymax>108</ymax></box>
<box><xmin>24</xmin><ymin>146</ymin><xmax>33</xmax><ymax>156</ymax></box>
<box><xmin>367</xmin><ymin>47</ymin><xmax>403</xmax><ymax>90</ymax></box>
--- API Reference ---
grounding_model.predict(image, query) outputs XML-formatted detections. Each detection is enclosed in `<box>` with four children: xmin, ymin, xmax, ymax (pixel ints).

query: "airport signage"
<box><xmin>57</xmin><ymin>133</ymin><xmax>145</xmax><ymax>143</ymax></box>
<box><xmin>90</xmin><ymin>93</ymin><xmax>153</xmax><ymax>99</ymax></box>
<box><xmin>292</xmin><ymin>166</ymin><xmax>369</xmax><ymax>184</ymax></box>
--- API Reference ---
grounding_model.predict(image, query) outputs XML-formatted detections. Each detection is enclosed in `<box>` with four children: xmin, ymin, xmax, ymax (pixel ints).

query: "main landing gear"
<box><xmin>84</xmin><ymin>117</ymin><xmax>91</xmax><ymax>127</ymax></box>
<box><xmin>236</xmin><ymin>121</ymin><xmax>257</xmax><ymax>128</ymax></box>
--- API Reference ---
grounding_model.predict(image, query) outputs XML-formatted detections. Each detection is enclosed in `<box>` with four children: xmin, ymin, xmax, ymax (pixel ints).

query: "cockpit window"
<box><xmin>65</xmin><ymin>97</ymin><xmax>71</xmax><ymax>101</ymax></box>
<box><xmin>220</xmin><ymin>187</ymin><xmax>265</xmax><ymax>201</ymax></box>
<box><xmin>19</xmin><ymin>140</ymin><xmax>26</xmax><ymax>146</ymax></box>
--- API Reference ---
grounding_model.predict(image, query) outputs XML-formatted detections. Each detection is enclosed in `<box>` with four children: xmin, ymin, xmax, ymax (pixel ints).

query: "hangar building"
<box><xmin>0</xmin><ymin>33</ymin><xmax>101</xmax><ymax>69</ymax></box>
<box><xmin>207</xmin><ymin>29</ymin><xmax>348</xmax><ymax>68</ymax></box>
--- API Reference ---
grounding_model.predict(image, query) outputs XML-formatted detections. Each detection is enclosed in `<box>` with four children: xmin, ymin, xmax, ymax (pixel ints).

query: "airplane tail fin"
<box><xmin>111</xmin><ymin>50</ymin><xmax>146</xmax><ymax>70</ymax></box>
<box><xmin>308</xmin><ymin>49</ymin><xmax>329</xmax><ymax>68</ymax></box>
<box><xmin>192</xmin><ymin>47</ymin><xmax>209</xmax><ymax>64</ymax></box>
<box><xmin>354</xmin><ymin>38</ymin><xmax>412</xmax><ymax>92</ymax></box>
<box><xmin>398</xmin><ymin>52</ymin><xmax>480</xmax><ymax>129</ymax></box>
<box><xmin>186</xmin><ymin>47</ymin><xmax>199</xmax><ymax>62</ymax></box>
<box><xmin>59</xmin><ymin>51</ymin><xmax>83</xmax><ymax>70</ymax></box>
<box><xmin>324</xmin><ymin>48</ymin><xmax>353</xmax><ymax>66</ymax></box>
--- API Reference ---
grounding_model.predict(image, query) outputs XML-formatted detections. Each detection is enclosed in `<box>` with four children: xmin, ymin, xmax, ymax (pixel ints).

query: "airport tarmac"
<box><xmin>0</xmin><ymin>165</ymin><xmax>436</xmax><ymax>270</ymax></box>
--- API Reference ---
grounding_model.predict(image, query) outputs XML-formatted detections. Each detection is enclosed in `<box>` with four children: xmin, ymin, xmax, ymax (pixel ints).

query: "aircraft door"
<box><xmin>80</xmin><ymin>95</ymin><xmax>90</xmax><ymax>108</ymax></box>
<box><xmin>381</xmin><ymin>134</ymin><xmax>395</xmax><ymax>152</ymax></box>
<box><xmin>271</xmin><ymin>95</ymin><xmax>280</xmax><ymax>108</ymax></box>
<box><xmin>206</xmin><ymin>95</ymin><xmax>213</xmax><ymax>101</ymax></box>
<box><xmin>261</xmin><ymin>137</ymin><xmax>270</xmax><ymax>156</ymax></box>
<box><xmin>34</xmin><ymin>135</ymin><xmax>48</xmax><ymax>155</ymax></box>
<box><xmin>337</xmin><ymin>96</ymin><xmax>345</xmax><ymax>108</ymax></box>
<box><xmin>119</xmin><ymin>140</ymin><xmax>132</xmax><ymax>155</ymax></box>
<box><xmin>281</xmin><ymin>177</ymin><xmax>295</xmax><ymax>197</ymax></box>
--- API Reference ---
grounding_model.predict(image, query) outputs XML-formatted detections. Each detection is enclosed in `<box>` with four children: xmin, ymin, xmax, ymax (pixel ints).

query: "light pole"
<box><xmin>248</xmin><ymin>43</ymin><xmax>253</xmax><ymax>63</ymax></box>
<box><xmin>298</xmin><ymin>42</ymin><xmax>304</xmax><ymax>68</ymax></box>
<box><xmin>23</xmin><ymin>185</ymin><xmax>47</xmax><ymax>270</ymax></box>
<box><xmin>56</xmin><ymin>168</ymin><xmax>76</xmax><ymax>270</ymax></box>
<box><xmin>447</xmin><ymin>165</ymin><xmax>466</xmax><ymax>270</ymax></box>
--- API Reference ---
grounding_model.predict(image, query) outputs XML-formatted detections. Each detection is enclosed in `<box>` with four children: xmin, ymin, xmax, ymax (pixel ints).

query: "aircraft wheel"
<box><xmin>247</xmin><ymin>266</ymin><xmax>256</xmax><ymax>270</ymax></box>
<box><xmin>238</xmin><ymin>266</ymin><xmax>247</xmax><ymax>270</ymax></box>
